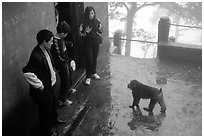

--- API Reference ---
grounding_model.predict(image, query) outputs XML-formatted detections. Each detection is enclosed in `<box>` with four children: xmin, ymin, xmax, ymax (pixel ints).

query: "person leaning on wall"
<box><xmin>22</xmin><ymin>29</ymin><xmax>66</xmax><ymax>136</ymax></box>
<box><xmin>51</xmin><ymin>21</ymin><xmax>76</xmax><ymax>106</ymax></box>
<box><xmin>79</xmin><ymin>6</ymin><xmax>103</xmax><ymax>86</ymax></box>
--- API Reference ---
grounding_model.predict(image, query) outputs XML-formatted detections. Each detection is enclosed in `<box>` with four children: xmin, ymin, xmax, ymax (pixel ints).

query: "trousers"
<box><xmin>58</xmin><ymin>63</ymin><xmax>72</xmax><ymax>102</ymax></box>
<box><xmin>38</xmin><ymin>85</ymin><xmax>58</xmax><ymax>135</ymax></box>
<box><xmin>84</xmin><ymin>38</ymin><xmax>100</xmax><ymax>78</ymax></box>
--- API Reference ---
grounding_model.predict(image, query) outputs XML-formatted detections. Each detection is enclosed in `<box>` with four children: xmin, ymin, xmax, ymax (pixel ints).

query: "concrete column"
<box><xmin>113</xmin><ymin>31</ymin><xmax>122</xmax><ymax>54</ymax></box>
<box><xmin>158</xmin><ymin>17</ymin><xmax>170</xmax><ymax>43</ymax></box>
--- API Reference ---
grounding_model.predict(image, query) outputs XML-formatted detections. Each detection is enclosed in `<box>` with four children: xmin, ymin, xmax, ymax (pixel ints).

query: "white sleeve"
<box><xmin>23</xmin><ymin>72</ymin><xmax>43</xmax><ymax>89</ymax></box>
<box><xmin>79</xmin><ymin>24</ymin><xmax>85</xmax><ymax>36</ymax></box>
<box><xmin>70</xmin><ymin>60</ymin><xmax>76</xmax><ymax>71</ymax></box>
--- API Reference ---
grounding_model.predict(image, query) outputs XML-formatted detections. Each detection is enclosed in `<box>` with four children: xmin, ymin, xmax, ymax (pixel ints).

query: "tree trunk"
<box><xmin>175</xmin><ymin>15</ymin><xmax>180</xmax><ymax>41</ymax></box>
<box><xmin>125</xmin><ymin>4</ymin><xmax>137</xmax><ymax>56</ymax></box>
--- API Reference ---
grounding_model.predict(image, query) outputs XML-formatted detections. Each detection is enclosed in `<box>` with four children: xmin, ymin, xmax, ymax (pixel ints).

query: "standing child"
<box><xmin>51</xmin><ymin>21</ymin><xmax>76</xmax><ymax>106</ymax></box>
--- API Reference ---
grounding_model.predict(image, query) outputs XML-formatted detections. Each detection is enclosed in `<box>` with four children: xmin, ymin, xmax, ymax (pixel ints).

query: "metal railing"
<box><xmin>110</xmin><ymin>17</ymin><xmax>202</xmax><ymax>56</ymax></box>
<box><xmin>170</xmin><ymin>23</ymin><xmax>202</xmax><ymax>29</ymax></box>
<box><xmin>169</xmin><ymin>22</ymin><xmax>202</xmax><ymax>46</ymax></box>
<box><xmin>109</xmin><ymin>37</ymin><xmax>158</xmax><ymax>44</ymax></box>
<box><xmin>110</xmin><ymin>36</ymin><xmax>158</xmax><ymax>58</ymax></box>
<box><xmin>120</xmin><ymin>38</ymin><xmax>158</xmax><ymax>44</ymax></box>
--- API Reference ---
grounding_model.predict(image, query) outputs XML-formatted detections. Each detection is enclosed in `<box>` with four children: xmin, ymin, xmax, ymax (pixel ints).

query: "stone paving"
<box><xmin>73</xmin><ymin>53</ymin><xmax>202</xmax><ymax>136</ymax></box>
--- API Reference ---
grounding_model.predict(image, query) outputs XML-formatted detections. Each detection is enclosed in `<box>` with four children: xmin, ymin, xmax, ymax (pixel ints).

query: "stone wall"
<box><xmin>2</xmin><ymin>2</ymin><xmax>110</xmax><ymax>135</ymax></box>
<box><xmin>158</xmin><ymin>42</ymin><xmax>202</xmax><ymax>64</ymax></box>
<box><xmin>2</xmin><ymin>2</ymin><xmax>56</xmax><ymax>135</ymax></box>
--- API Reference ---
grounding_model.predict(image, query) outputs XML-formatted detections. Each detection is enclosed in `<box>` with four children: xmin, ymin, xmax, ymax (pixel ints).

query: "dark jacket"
<box><xmin>23</xmin><ymin>45</ymin><xmax>57</xmax><ymax>103</ymax></box>
<box><xmin>50</xmin><ymin>37</ymin><xmax>72</xmax><ymax>71</ymax></box>
<box><xmin>82</xmin><ymin>18</ymin><xmax>102</xmax><ymax>42</ymax></box>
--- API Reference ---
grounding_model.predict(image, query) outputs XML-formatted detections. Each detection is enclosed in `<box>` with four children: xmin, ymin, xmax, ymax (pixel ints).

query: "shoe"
<box><xmin>58</xmin><ymin>99</ymin><xmax>73</xmax><ymax>106</ymax></box>
<box><xmin>51</xmin><ymin>132</ymin><xmax>58</xmax><ymax>136</ymax></box>
<box><xmin>54</xmin><ymin>119</ymin><xmax>66</xmax><ymax>125</ymax></box>
<box><xmin>68</xmin><ymin>88</ymin><xmax>77</xmax><ymax>94</ymax></box>
<box><xmin>160</xmin><ymin>109</ymin><xmax>166</xmax><ymax>113</ymax></box>
<box><xmin>85</xmin><ymin>78</ymin><xmax>91</xmax><ymax>86</ymax></box>
<box><xmin>92</xmin><ymin>73</ymin><xmax>100</xmax><ymax>80</ymax></box>
<box><xmin>42</xmin><ymin>131</ymin><xmax>58</xmax><ymax>136</ymax></box>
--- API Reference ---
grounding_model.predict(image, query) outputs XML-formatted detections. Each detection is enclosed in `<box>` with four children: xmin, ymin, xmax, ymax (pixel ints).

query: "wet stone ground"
<box><xmin>73</xmin><ymin>53</ymin><xmax>202</xmax><ymax>136</ymax></box>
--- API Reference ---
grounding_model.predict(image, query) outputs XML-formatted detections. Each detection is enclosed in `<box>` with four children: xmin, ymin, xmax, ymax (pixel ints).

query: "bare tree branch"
<box><xmin>122</xmin><ymin>2</ymin><xmax>129</xmax><ymax>12</ymax></box>
<box><xmin>137</xmin><ymin>2</ymin><xmax>158</xmax><ymax>11</ymax></box>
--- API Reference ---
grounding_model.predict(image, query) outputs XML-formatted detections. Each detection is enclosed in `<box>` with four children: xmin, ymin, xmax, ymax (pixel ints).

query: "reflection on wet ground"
<box><xmin>128</xmin><ymin>109</ymin><xmax>166</xmax><ymax>134</ymax></box>
<box><xmin>73</xmin><ymin>53</ymin><xmax>202</xmax><ymax>136</ymax></box>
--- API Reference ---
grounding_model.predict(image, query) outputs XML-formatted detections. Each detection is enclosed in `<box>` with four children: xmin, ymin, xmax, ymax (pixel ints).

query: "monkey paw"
<box><xmin>143</xmin><ymin>107</ymin><xmax>152</xmax><ymax>112</ymax></box>
<box><xmin>129</xmin><ymin>105</ymin><xmax>134</xmax><ymax>108</ymax></box>
<box><xmin>160</xmin><ymin>110</ymin><xmax>166</xmax><ymax>113</ymax></box>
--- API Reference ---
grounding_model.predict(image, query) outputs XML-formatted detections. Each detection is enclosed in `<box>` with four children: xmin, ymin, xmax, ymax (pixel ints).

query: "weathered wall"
<box><xmin>2</xmin><ymin>2</ymin><xmax>109</xmax><ymax>135</ymax></box>
<box><xmin>2</xmin><ymin>2</ymin><xmax>56</xmax><ymax>135</ymax></box>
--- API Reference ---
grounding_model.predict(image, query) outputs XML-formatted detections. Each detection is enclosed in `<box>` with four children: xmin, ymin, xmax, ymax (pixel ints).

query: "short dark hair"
<box><xmin>36</xmin><ymin>29</ymin><xmax>54</xmax><ymax>44</ymax></box>
<box><xmin>57</xmin><ymin>21</ymin><xmax>71</xmax><ymax>34</ymax></box>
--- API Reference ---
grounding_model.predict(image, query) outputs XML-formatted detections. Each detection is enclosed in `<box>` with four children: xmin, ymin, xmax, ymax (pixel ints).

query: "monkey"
<box><xmin>127</xmin><ymin>80</ymin><xmax>166</xmax><ymax>113</ymax></box>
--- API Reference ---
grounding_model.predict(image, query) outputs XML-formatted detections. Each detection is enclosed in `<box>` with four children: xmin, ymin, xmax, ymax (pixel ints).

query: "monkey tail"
<box><xmin>158</xmin><ymin>88</ymin><xmax>163</xmax><ymax>97</ymax></box>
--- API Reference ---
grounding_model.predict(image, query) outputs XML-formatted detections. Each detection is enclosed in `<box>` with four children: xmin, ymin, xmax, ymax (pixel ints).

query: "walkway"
<box><xmin>73</xmin><ymin>53</ymin><xmax>202</xmax><ymax>136</ymax></box>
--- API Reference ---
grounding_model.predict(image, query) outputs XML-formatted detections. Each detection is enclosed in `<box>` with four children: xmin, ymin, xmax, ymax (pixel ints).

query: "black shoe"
<box><xmin>54</xmin><ymin>119</ymin><xmax>66</xmax><ymax>125</ymax></box>
<box><xmin>51</xmin><ymin>132</ymin><xmax>58</xmax><ymax>136</ymax></box>
<box><xmin>68</xmin><ymin>89</ymin><xmax>77</xmax><ymax>94</ymax></box>
<box><xmin>58</xmin><ymin>99</ymin><xmax>73</xmax><ymax>106</ymax></box>
<box><xmin>42</xmin><ymin>131</ymin><xmax>58</xmax><ymax>136</ymax></box>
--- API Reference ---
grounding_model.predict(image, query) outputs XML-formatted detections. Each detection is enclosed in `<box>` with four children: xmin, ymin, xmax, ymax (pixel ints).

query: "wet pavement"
<box><xmin>73</xmin><ymin>53</ymin><xmax>202</xmax><ymax>136</ymax></box>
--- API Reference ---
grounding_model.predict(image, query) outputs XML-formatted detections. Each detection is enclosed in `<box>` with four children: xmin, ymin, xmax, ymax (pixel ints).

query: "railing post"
<box><xmin>158</xmin><ymin>17</ymin><xmax>170</xmax><ymax>43</ymax></box>
<box><xmin>113</xmin><ymin>31</ymin><xmax>122</xmax><ymax>54</ymax></box>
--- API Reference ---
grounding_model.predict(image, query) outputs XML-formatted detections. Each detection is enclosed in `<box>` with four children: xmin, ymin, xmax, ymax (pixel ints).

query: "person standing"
<box><xmin>51</xmin><ymin>21</ymin><xmax>76</xmax><ymax>106</ymax></box>
<box><xmin>79</xmin><ymin>6</ymin><xmax>103</xmax><ymax>86</ymax></box>
<box><xmin>23</xmin><ymin>29</ymin><xmax>65</xmax><ymax>136</ymax></box>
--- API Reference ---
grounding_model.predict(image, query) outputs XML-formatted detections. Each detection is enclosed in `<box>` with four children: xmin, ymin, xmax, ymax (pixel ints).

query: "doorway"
<box><xmin>55</xmin><ymin>2</ymin><xmax>86</xmax><ymax>86</ymax></box>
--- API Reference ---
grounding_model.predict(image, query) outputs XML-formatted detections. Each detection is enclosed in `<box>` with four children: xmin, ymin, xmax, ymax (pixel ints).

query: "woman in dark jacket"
<box><xmin>79</xmin><ymin>6</ymin><xmax>103</xmax><ymax>86</ymax></box>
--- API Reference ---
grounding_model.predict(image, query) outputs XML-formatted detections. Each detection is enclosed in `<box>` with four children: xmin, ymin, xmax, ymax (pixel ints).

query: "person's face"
<box><xmin>44</xmin><ymin>37</ymin><xmax>53</xmax><ymax>49</ymax></box>
<box><xmin>89</xmin><ymin>10</ymin><xmax>95</xmax><ymax>20</ymax></box>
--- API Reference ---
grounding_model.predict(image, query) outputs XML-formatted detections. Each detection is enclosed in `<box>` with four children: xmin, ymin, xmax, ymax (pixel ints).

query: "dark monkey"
<box><xmin>127</xmin><ymin>80</ymin><xmax>166</xmax><ymax>113</ymax></box>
